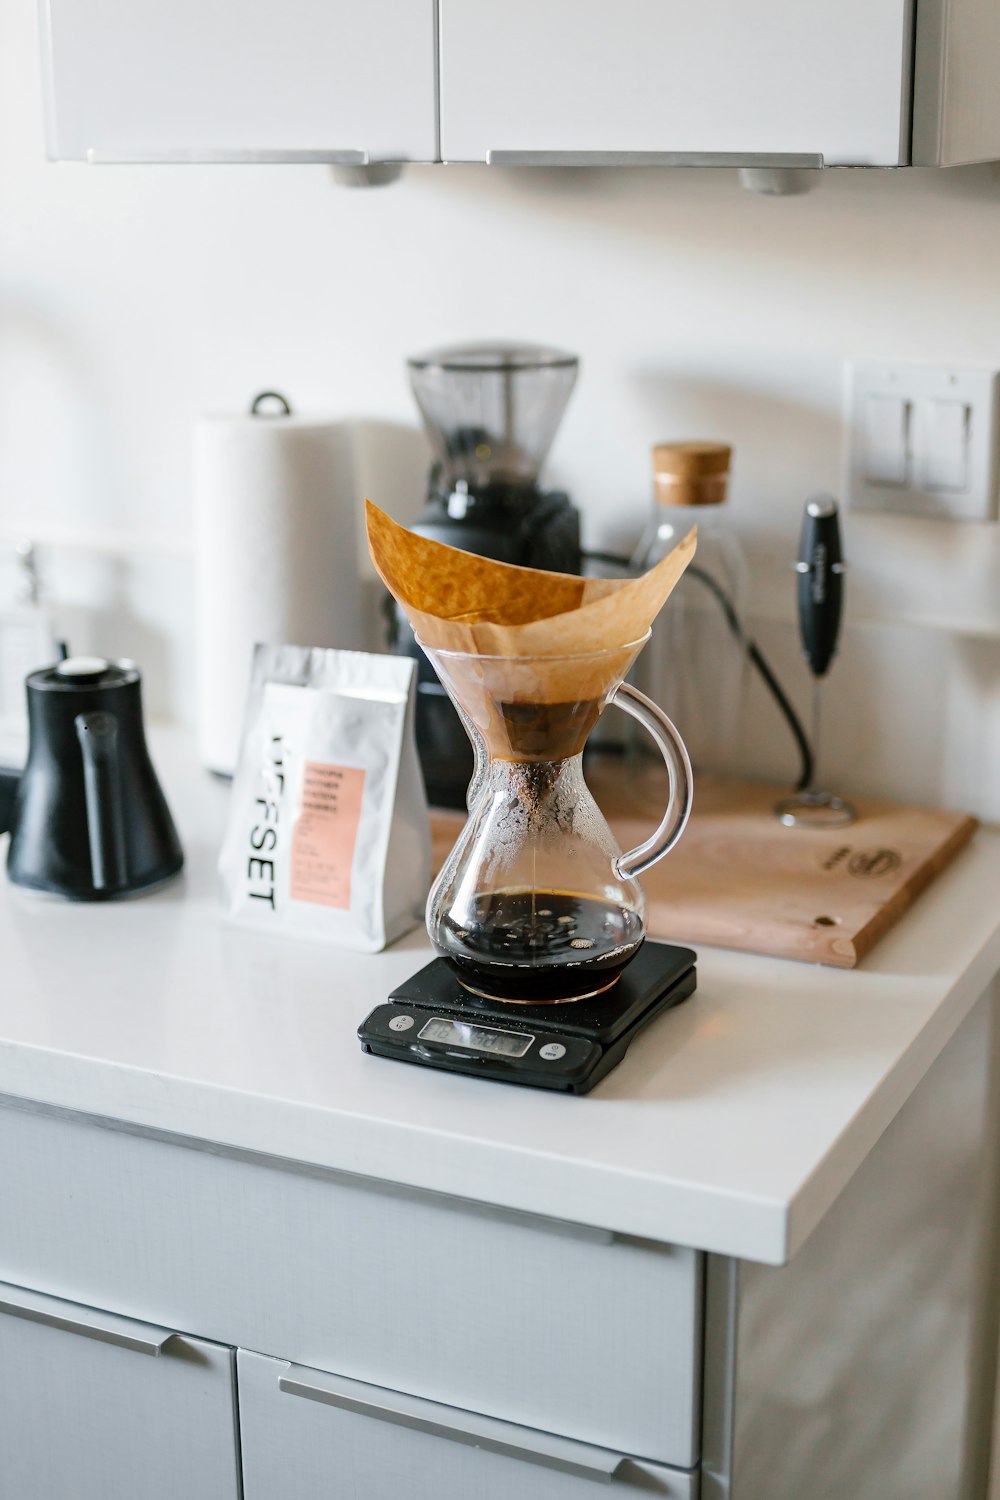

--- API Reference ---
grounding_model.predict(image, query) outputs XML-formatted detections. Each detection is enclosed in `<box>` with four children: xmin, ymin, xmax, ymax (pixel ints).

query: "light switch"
<box><xmin>923</xmin><ymin>400</ymin><xmax>970</xmax><ymax>491</ymax></box>
<box><xmin>863</xmin><ymin>395</ymin><xmax>910</xmax><ymax>485</ymax></box>
<box><xmin>846</xmin><ymin>361</ymin><xmax>999</xmax><ymax>521</ymax></box>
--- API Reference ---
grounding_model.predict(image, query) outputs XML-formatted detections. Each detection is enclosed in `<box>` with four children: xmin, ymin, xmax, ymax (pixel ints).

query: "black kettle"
<box><xmin>3</xmin><ymin>657</ymin><xmax>183</xmax><ymax>900</ymax></box>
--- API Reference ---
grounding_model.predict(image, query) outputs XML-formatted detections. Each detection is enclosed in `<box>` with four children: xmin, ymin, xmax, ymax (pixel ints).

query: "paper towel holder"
<box><xmin>250</xmin><ymin>391</ymin><xmax>293</xmax><ymax>418</ymax></box>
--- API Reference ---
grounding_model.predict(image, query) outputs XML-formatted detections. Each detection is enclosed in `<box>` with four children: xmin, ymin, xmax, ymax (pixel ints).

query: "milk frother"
<box><xmin>774</xmin><ymin>497</ymin><xmax>857</xmax><ymax>828</ymax></box>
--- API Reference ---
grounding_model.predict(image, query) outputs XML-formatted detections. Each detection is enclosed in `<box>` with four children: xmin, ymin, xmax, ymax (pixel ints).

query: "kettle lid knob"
<box><xmin>28</xmin><ymin>656</ymin><xmax>140</xmax><ymax>693</ymax></box>
<box><xmin>55</xmin><ymin>656</ymin><xmax>112</xmax><ymax>682</ymax></box>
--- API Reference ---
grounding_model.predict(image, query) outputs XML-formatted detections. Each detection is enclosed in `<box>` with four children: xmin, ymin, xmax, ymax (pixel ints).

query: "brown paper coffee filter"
<box><xmin>364</xmin><ymin>498</ymin><xmax>618</xmax><ymax>634</ymax></box>
<box><xmin>365</xmin><ymin>499</ymin><xmax>697</xmax><ymax>760</ymax></box>
<box><xmin>365</xmin><ymin>499</ymin><xmax>696</xmax><ymax>651</ymax></box>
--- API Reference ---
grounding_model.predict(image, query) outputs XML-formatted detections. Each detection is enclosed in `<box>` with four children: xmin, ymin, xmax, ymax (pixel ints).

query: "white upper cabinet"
<box><xmin>37</xmin><ymin>0</ymin><xmax>1000</xmax><ymax>169</ymax></box>
<box><xmin>913</xmin><ymin>0</ymin><xmax>1000</xmax><ymax>164</ymax></box>
<box><xmin>39</xmin><ymin>0</ymin><xmax>437</xmax><ymax>162</ymax></box>
<box><xmin>439</xmin><ymin>0</ymin><xmax>914</xmax><ymax>167</ymax></box>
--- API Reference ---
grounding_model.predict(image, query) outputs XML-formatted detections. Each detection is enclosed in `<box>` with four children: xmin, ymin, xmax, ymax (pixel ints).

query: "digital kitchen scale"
<box><xmin>358</xmin><ymin>941</ymin><xmax>696</xmax><ymax>1094</ymax></box>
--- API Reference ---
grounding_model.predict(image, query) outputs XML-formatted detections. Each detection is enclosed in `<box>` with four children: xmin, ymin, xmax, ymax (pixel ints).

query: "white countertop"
<box><xmin>1</xmin><ymin>728</ymin><xmax>998</xmax><ymax>1266</ymax></box>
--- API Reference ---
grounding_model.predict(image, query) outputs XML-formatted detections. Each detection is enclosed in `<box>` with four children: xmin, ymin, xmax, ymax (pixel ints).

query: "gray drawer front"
<box><xmin>0</xmin><ymin>1279</ymin><xmax>239</xmax><ymax>1500</ymax></box>
<box><xmin>238</xmin><ymin>1350</ymin><xmax>699</xmax><ymax>1499</ymax></box>
<box><xmin>0</xmin><ymin>1102</ymin><xmax>701</xmax><ymax>1467</ymax></box>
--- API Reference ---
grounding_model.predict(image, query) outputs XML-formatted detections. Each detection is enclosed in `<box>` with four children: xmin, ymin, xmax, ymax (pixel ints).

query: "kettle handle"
<box><xmin>75</xmin><ymin>712</ymin><xmax>128</xmax><ymax>891</ymax></box>
<box><xmin>608</xmin><ymin>683</ymin><xmax>693</xmax><ymax>880</ymax></box>
<box><xmin>0</xmin><ymin>767</ymin><xmax>20</xmax><ymax>836</ymax></box>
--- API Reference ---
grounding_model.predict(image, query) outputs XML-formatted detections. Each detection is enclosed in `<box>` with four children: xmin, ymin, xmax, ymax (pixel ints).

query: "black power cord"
<box><xmin>582</xmin><ymin>551</ymin><xmax>813</xmax><ymax>793</ymax></box>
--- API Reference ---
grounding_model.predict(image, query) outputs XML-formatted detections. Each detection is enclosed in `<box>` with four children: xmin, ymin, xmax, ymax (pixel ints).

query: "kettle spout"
<box><xmin>75</xmin><ymin>712</ymin><xmax>128</xmax><ymax>891</ymax></box>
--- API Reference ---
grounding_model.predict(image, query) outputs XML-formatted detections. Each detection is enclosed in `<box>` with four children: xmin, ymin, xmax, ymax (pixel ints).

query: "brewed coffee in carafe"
<box><xmin>423</xmin><ymin>638</ymin><xmax>692</xmax><ymax>1003</ymax></box>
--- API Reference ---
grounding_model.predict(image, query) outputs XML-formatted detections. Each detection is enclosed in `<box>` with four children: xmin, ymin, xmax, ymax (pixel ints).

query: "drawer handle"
<box><xmin>84</xmin><ymin>148</ymin><xmax>370</xmax><ymax>165</ymax></box>
<box><xmin>486</xmin><ymin>149</ymin><xmax>824</xmax><ymax>168</ymax></box>
<box><xmin>0</xmin><ymin>1281</ymin><xmax>177</xmax><ymax>1356</ymax></box>
<box><xmin>278</xmin><ymin>1365</ymin><xmax>627</xmax><ymax>1483</ymax></box>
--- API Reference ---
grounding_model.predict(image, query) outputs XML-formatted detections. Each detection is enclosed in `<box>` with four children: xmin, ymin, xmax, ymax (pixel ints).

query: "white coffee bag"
<box><xmin>220</xmin><ymin>645</ymin><xmax>429</xmax><ymax>952</ymax></box>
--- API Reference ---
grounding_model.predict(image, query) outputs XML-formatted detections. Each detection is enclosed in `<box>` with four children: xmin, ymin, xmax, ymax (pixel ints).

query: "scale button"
<box><xmin>388</xmin><ymin>1014</ymin><xmax>416</xmax><ymax>1033</ymax></box>
<box><xmin>539</xmin><ymin>1042</ymin><xmax>567</xmax><ymax>1061</ymax></box>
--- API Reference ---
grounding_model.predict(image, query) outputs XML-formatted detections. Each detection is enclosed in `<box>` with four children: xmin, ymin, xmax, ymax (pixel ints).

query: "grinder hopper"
<box><xmin>407</xmin><ymin>342</ymin><xmax>579</xmax><ymax>500</ymax></box>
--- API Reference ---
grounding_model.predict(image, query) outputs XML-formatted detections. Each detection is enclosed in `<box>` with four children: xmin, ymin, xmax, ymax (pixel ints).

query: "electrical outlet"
<box><xmin>845</xmin><ymin>361</ymin><xmax>1000</xmax><ymax>521</ymax></box>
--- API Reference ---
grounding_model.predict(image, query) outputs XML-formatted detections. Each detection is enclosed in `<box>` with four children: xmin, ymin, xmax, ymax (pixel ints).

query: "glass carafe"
<box><xmin>422</xmin><ymin>634</ymin><xmax>692</xmax><ymax>1003</ymax></box>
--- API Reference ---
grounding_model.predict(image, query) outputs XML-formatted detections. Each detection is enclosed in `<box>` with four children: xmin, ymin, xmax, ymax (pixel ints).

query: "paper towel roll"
<box><xmin>195</xmin><ymin>400</ymin><xmax>365</xmax><ymax>775</ymax></box>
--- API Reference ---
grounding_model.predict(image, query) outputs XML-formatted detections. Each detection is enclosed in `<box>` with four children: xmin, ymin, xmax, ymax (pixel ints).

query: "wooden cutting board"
<box><xmin>429</xmin><ymin>768</ymin><xmax>978</xmax><ymax>969</ymax></box>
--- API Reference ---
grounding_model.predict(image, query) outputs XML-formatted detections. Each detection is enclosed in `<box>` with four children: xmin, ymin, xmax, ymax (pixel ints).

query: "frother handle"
<box><xmin>796</xmin><ymin>496</ymin><xmax>845</xmax><ymax>678</ymax></box>
<box><xmin>609</xmin><ymin>683</ymin><xmax>693</xmax><ymax>879</ymax></box>
<box><xmin>75</xmin><ymin>711</ymin><xmax>128</xmax><ymax>891</ymax></box>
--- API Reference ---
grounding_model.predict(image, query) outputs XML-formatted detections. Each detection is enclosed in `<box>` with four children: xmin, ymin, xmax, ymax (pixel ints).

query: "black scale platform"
<box><xmin>358</xmin><ymin>940</ymin><xmax>697</xmax><ymax>1095</ymax></box>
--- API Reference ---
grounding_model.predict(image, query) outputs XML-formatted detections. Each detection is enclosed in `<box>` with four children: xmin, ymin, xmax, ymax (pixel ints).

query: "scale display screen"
<box><xmin>418</xmin><ymin>1017</ymin><xmax>534</xmax><ymax>1058</ymax></box>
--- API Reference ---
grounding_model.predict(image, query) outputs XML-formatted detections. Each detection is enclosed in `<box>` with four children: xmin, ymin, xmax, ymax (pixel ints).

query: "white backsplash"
<box><xmin>3</xmin><ymin>0</ymin><xmax>1000</xmax><ymax>815</ymax></box>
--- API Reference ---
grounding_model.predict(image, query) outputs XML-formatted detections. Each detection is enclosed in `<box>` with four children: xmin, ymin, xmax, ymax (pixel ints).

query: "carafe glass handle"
<box><xmin>608</xmin><ymin>682</ymin><xmax>693</xmax><ymax>879</ymax></box>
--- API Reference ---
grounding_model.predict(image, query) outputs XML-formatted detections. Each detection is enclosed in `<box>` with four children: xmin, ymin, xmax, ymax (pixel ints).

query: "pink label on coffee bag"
<box><xmin>290</xmin><ymin>761</ymin><xmax>366</xmax><ymax>909</ymax></box>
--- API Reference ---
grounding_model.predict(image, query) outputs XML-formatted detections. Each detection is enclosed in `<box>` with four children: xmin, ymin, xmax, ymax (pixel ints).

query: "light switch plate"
<box><xmin>845</xmin><ymin>361</ymin><xmax>1000</xmax><ymax>521</ymax></box>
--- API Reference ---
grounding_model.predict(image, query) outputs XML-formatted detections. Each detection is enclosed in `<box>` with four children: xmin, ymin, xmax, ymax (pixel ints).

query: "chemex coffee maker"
<box><xmin>361</xmin><ymin>629</ymin><xmax>697</xmax><ymax>1095</ymax></box>
<box><xmin>391</xmin><ymin>342</ymin><xmax>583</xmax><ymax>808</ymax></box>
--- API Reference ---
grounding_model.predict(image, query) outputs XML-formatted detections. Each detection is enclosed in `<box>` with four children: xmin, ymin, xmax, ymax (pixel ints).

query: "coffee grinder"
<box><xmin>390</xmin><ymin>342</ymin><xmax>583</xmax><ymax>808</ymax></box>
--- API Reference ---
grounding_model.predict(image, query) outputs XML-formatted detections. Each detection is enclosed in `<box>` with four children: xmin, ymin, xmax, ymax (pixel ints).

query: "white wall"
<box><xmin>4</xmin><ymin>0</ymin><xmax>1000</xmax><ymax>813</ymax></box>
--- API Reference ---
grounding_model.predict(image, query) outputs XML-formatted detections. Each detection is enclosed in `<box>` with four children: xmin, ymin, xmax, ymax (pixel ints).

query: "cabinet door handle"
<box><xmin>0</xmin><ymin>1281</ymin><xmax>178</xmax><ymax>1356</ymax></box>
<box><xmin>486</xmin><ymin>149</ymin><xmax>824</xmax><ymax>168</ymax></box>
<box><xmin>278</xmin><ymin>1364</ymin><xmax>627</xmax><ymax>1483</ymax></box>
<box><xmin>84</xmin><ymin>148</ymin><xmax>370</xmax><ymax>165</ymax></box>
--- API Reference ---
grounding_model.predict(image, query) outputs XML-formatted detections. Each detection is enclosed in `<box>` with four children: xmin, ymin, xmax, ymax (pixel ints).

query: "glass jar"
<box><xmin>630</xmin><ymin>442</ymin><xmax>749</xmax><ymax>779</ymax></box>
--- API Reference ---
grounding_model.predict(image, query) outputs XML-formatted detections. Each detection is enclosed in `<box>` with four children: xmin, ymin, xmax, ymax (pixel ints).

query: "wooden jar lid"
<box><xmin>652</xmin><ymin>442</ymin><xmax>732</xmax><ymax>505</ymax></box>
